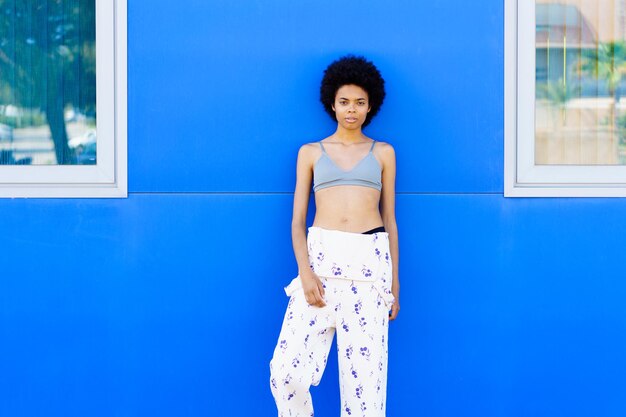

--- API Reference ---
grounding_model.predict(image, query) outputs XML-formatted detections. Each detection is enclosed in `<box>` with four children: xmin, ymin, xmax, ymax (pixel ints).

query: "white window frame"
<box><xmin>505</xmin><ymin>0</ymin><xmax>626</xmax><ymax>197</ymax></box>
<box><xmin>0</xmin><ymin>0</ymin><xmax>127</xmax><ymax>198</ymax></box>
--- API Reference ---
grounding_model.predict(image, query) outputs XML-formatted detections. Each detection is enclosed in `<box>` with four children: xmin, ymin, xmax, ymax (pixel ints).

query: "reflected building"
<box><xmin>535</xmin><ymin>0</ymin><xmax>626</xmax><ymax>165</ymax></box>
<box><xmin>535</xmin><ymin>3</ymin><xmax>596</xmax><ymax>84</ymax></box>
<box><xmin>536</xmin><ymin>1</ymin><xmax>626</xmax><ymax>96</ymax></box>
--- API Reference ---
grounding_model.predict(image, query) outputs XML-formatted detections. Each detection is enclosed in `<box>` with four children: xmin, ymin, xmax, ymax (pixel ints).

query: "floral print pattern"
<box><xmin>270</xmin><ymin>227</ymin><xmax>392</xmax><ymax>417</ymax></box>
<box><xmin>284</xmin><ymin>227</ymin><xmax>395</xmax><ymax>308</ymax></box>
<box><xmin>270</xmin><ymin>278</ymin><xmax>389</xmax><ymax>417</ymax></box>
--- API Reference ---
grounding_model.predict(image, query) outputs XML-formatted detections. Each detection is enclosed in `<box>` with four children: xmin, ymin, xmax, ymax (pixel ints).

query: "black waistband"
<box><xmin>362</xmin><ymin>226</ymin><xmax>386</xmax><ymax>234</ymax></box>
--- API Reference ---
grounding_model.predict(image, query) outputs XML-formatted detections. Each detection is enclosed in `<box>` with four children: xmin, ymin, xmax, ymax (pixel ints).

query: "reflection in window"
<box><xmin>536</xmin><ymin>0</ymin><xmax>626</xmax><ymax>165</ymax></box>
<box><xmin>0</xmin><ymin>0</ymin><xmax>96</xmax><ymax>165</ymax></box>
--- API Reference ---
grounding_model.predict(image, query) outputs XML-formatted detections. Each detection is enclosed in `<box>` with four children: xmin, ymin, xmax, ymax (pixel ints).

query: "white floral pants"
<box><xmin>270</xmin><ymin>227</ymin><xmax>394</xmax><ymax>417</ymax></box>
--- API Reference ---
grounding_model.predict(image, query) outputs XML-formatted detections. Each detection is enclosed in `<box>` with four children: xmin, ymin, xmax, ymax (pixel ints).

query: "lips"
<box><xmin>345</xmin><ymin>117</ymin><xmax>358</xmax><ymax>123</ymax></box>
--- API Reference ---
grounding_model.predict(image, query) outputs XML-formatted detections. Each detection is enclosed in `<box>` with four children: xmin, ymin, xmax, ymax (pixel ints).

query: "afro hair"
<box><xmin>320</xmin><ymin>55</ymin><xmax>386</xmax><ymax>127</ymax></box>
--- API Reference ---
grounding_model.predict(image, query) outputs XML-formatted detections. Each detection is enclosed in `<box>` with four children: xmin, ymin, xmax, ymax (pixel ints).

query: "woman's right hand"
<box><xmin>300</xmin><ymin>270</ymin><xmax>326</xmax><ymax>307</ymax></box>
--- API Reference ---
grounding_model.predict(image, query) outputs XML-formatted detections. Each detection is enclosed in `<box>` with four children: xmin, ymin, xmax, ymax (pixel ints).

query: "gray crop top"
<box><xmin>313</xmin><ymin>140</ymin><xmax>382</xmax><ymax>192</ymax></box>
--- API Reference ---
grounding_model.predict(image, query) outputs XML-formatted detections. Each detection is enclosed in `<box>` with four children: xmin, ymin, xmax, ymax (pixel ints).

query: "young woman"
<box><xmin>270</xmin><ymin>55</ymin><xmax>400</xmax><ymax>417</ymax></box>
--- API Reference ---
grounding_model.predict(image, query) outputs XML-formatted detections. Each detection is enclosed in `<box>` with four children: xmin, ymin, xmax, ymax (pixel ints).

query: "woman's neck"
<box><xmin>332</xmin><ymin>126</ymin><xmax>367</xmax><ymax>144</ymax></box>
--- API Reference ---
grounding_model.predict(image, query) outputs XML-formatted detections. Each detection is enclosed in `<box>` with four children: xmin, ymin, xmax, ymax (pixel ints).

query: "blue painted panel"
<box><xmin>392</xmin><ymin>195</ymin><xmax>626</xmax><ymax>417</ymax></box>
<box><xmin>0</xmin><ymin>195</ymin><xmax>295</xmax><ymax>417</ymax></box>
<box><xmin>128</xmin><ymin>0</ymin><xmax>503</xmax><ymax>193</ymax></box>
<box><xmin>2</xmin><ymin>195</ymin><xmax>626</xmax><ymax>416</ymax></box>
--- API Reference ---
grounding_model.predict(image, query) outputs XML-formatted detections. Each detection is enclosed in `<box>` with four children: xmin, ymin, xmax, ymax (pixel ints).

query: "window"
<box><xmin>505</xmin><ymin>0</ymin><xmax>626</xmax><ymax>197</ymax></box>
<box><xmin>0</xmin><ymin>0</ymin><xmax>126</xmax><ymax>198</ymax></box>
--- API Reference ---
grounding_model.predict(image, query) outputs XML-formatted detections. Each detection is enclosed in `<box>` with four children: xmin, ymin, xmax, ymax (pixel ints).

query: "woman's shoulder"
<box><xmin>370</xmin><ymin>137</ymin><xmax>392</xmax><ymax>147</ymax></box>
<box><xmin>370</xmin><ymin>140</ymin><xmax>396</xmax><ymax>169</ymax></box>
<box><xmin>296</xmin><ymin>140</ymin><xmax>325</xmax><ymax>163</ymax></box>
<box><xmin>300</xmin><ymin>136</ymin><xmax>336</xmax><ymax>152</ymax></box>
<box><xmin>299</xmin><ymin>141</ymin><xmax>321</xmax><ymax>150</ymax></box>
<box><xmin>372</xmin><ymin>140</ymin><xmax>395</xmax><ymax>155</ymax></box>
<box><xmin>298</xmin><ymin>141</ymin><xmax>322</xmax><ymax>154</ymax></box>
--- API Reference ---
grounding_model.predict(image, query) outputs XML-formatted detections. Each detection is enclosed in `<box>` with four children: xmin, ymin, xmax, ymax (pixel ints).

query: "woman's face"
<box><xmin>332</xmin><ymin>84</ymin><xmax>371</xmax><ymax>130</ymax></box>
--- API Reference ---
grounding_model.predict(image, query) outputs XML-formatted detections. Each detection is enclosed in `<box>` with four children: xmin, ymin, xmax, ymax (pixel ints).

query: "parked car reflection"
<box><xmin>69</xmin><ymin>130</ymin><xmax>96</xmax><ymax>165</ymax></box>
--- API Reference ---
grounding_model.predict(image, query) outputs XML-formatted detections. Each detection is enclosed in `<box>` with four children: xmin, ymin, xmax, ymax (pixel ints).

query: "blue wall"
<box><xmin>1</xmin><ymin>1</ymin><xmax>625</xmax><ymax>416</ymax></box>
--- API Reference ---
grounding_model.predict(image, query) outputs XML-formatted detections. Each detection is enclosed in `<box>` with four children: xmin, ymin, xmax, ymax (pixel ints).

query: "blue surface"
<box><xmin>128</xmin><ymin>0</ymin><xmax>502</xmax><ymax>193</ymax></box>
<box><xmin>1</xmin><ymin>196</ymin><xmax>626</xmax><ymax>416</ymax></box>
<box><xmin>1</xmin><ymin>0</ymin><xmax>626</xmax><ymax>416</ymax></box>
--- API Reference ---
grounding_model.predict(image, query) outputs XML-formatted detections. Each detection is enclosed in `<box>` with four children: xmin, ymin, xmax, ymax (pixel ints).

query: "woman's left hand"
<box><xmin>389</xmin><ymin>298</ymin><xmax>400</xmax><ymax>321</ymax></box>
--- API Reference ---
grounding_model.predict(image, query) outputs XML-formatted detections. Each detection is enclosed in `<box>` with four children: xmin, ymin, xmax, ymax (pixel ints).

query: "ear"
<box><xmin>332</xmin><ymin>105</ymin><xmax>336</xmax><ymax>112</ymax></box>
<box><xmin>368</xmin><ymin>106</ymin><xmax>371</xmax><ymax>113</ymax></box>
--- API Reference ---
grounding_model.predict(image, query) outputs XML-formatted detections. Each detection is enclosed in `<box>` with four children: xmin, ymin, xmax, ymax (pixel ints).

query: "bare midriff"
<box><xmin>312</xmin><ymin>185</ymin><xmax>383</xmax><ymax>233</ymax></box>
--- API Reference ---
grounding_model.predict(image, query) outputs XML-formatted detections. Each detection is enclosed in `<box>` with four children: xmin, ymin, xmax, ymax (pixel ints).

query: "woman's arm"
<box><xmin>379</xmin><ymin>142</ymin><xmax>400</xmax><ymax>320</ymax></box>
<box><xmin>291</xmin><ymin>144</ymin><xmax>326</xmax><ymax>307</ymax></box>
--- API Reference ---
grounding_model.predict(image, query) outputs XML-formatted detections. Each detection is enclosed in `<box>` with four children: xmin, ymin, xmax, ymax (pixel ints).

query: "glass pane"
<box><xmin>0</xmin><ymin>0</ymin><xmax>96</xmax><ymax>165</ymax></box>
<box><xmin>536</xmin><ymin>0</ymin><xmax>626</xmax><ymax>165</ymax></box>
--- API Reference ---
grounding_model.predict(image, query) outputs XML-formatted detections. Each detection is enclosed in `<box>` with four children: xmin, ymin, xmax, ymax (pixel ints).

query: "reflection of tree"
<box><xmin>579</xmin><ymin>42</ymin><xmax>626</xmax><ymax>138</ymax></box>
<box><xmin>618</xmin><ymin>114</ymin><xmax>626</xmax><ymax>158</ymax></box>
<box><xmin>0</xmin><ymin>0</ymin><xmax>95</xmax><ymax>164</ymax></box>
<box><xmin>537</xmin><ymin>78</ymin><xmax>580</xmax><ymax>126</ymax></box>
